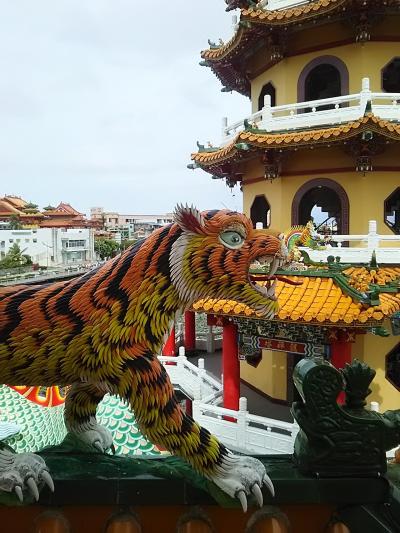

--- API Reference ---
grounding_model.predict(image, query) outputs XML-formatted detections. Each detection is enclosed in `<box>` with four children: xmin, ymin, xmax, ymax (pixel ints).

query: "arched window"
<box><xmin>291</xmin><ymin>178</ymin><xmax>349</xmax><ymax>235</ymax></box>
<box><xmin>298</xmin><ymin>56</ymin><xmax>349</xmax><ymax>103</ymax></box>
<box><xmin>258</xmin><ymin>82</ymin><xmax>276</xmax><ymax>111</ymax></box>
<box><xmin>250</xmin><ymin>195</ymin><xmax>271</xmax><ymax>228</ymax></box>
<box><xmin>305</xmin><ymin>64</ymin><xmax>341</xmax><ymax>102</ymax></box>
<box><xmin>382</xmin><ymin>57</ymin><xmax>400</xmax><ymax>92</ymax></box>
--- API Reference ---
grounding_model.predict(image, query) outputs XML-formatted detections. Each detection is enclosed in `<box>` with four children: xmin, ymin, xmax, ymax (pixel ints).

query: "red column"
<box><xmin>185</xmin><ymin>399</ymin><xmax>193</xmax><ymax>417</ymax></box>
<box><xmin>222</xmin><ymin>322</ymin><xmax>240</xmax><ymax>412</ymax></box>
<box><xmin>162</xmin><ymin>326</ymin><xmax>176</xmax><ymax>356</ymax></box>
<box><xmin>184</xmin><ymin>311</ymin><xmax>196</xmax><ymax>353</ymax></box>
<box><xmin>330</xmin><ymin>332</ymin><xmax>352</xmax><ymax>404</ymax></box>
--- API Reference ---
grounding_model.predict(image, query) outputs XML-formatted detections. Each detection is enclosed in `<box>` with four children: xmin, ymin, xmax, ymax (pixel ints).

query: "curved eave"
<box><xmin>201</xmin><ymin>0</ymin><xmax>400</xmax><ymax>94</ymax></box>
<box><xmin>193</xmin><ymin>269</ymin><xmax>400</xmax><ymax>327</ymax></box>
<box><xmin>191</xmin><ymin>114</ymin><xmax>400</xmax><ymax>175</ymax></box>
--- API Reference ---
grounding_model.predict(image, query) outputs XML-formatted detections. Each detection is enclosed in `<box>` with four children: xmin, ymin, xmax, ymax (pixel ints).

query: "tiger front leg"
<box><xmin>124</xmin><ymin>353</ymin><xmax>274</xmax><ymax>512</ymax></box>
<box><xmin>64</xmin><ymin>382</ymin><xmax>113</xmax><ymax>453</ymax></box>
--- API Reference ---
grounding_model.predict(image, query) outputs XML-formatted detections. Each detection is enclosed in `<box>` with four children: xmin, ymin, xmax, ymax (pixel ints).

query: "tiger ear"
<box><xmin>174</xmin><ymin>204</ymin><xmax>205</xmax><ymax>234</ymax></box>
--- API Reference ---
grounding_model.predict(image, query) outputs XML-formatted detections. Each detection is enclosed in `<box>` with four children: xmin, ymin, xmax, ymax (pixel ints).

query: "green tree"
<box><xmin>94</xmin><ymin>238</ymin><xmax>120</xmax><ymax>260</ymax></box>
<box><xmin>8</xmin><ymin>214</ymin><xmax>22</xmax><ymax>230</ymax></box>
<box><xmin>0</xmin><ymin>243</ymin><xmax>30</xmax><ymax>269</ymax></box>
<box><xmin>120</xmin><ymin>239</ymin><xmax>136</xmax><ymax>251</ymax></box>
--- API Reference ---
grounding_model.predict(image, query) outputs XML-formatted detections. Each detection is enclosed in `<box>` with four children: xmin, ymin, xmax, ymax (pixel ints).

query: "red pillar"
<box><xmin>330</xmin><ymin>332</ymin><xmax>352</xmax><ymax>404</ymax></box>
<box><xmin>185</xmin><ymin>399</ymin><xmax>193</xmax><ymax>417</ymax></box>
<box><xmin>222</xmin><ymin>322</ymin><xmax>240</xmax><ymax>411</ymax></box>
<box><xmin>184</xmin><ymin>311</ymin><xmax>196</xmax><ymax>353</ymax></box>
<box><xmin>162</xmin><ymin>326</ymin><xmax>176</xmax><ymax>356</ymax></box>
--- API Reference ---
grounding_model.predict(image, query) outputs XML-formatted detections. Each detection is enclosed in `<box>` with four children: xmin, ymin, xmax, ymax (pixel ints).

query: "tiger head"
<box><xmin>170</xmin><ymin>205</ymin><xmax>287</xmax><ymax>318</ymax></box>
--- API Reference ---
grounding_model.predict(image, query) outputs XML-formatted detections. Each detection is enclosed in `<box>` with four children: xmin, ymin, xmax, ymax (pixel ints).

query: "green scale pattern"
<box><xmin>0</xmin><ymin>386</ymin><xmax>160</xmax><ymax>456</ymax></box>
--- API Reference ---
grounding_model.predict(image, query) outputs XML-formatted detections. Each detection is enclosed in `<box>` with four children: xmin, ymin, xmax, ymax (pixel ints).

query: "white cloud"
<box><xmin>0</xmin><ymin>0</ymin><xmax>248</xmax><ymax>215</ymax></box>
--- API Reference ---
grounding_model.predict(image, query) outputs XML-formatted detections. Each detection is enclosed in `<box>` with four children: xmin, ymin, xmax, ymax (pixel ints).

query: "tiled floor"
<box><xmin>190</xmin><ymin>350</ymin><xmax>293</xmax><ymax>423</ymax></box>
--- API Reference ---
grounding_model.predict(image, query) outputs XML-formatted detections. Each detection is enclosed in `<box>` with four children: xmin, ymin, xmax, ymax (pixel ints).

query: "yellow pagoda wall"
<box><xmin>240</xmin><ymin>349</ymin><xmax>287</xmax><ymax>401</ymax></box>
<box><xmin>250</xmin><ymin>41</ymin><xmax>399</xmax><ymax>110</ymax></box>
<box><xmin>353</xmin><ymin>330</ymin><xmax>400</xmax><ymax>413</ymax></box>
<box><xmin>242</xmin><ymin>148</ymin><xmax>400</xmax><ymax>236</ymax></box>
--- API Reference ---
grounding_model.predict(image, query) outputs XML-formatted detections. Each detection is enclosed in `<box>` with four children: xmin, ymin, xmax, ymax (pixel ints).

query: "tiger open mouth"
<box><xmin>248</xmin><ymin>256</ymin><xmax>301</xmax><ymax>301</ymax></box>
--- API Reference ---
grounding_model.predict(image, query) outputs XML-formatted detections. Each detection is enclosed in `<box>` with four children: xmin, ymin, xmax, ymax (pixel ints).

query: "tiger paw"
<box><xmin>210</xmin><ymin>455</ymin><xmax>274</xmax><ymax>513</ymax></box>
<box><xmin>0</xmin><ymin>448</ymin><xmax>54</xmax><ymax>502</ymax></box>
<box><xmin>70</xmin><ymin>422</ymin><xmax>113</xmax><ymax>453</ymax></box>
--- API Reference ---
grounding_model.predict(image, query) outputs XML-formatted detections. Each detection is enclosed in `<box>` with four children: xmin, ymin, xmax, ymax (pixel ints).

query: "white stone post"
<box><xmin>237</xmin><ymin>397</ymin><xmax>248</xmax><ymax>449</ymax></box>
<box><xmin>370</xmin><ymin>401</ymin><xmax>380</xmax><ymax>412</ymax></box>
<box><xmin>367</xmin><ymin>220</ymin><xmax>379</xmax><ymax>253</ymax></box>
<box><xmin>221</xmin><ymin>116</ymin><xmax>228</xmax><ymax>143</ymax></box>
<box><xmin>360</xmin><ymin>77</ymin><xmax>371</xmax><ymax>112</ymax></box>
<box><xmin>260</xmin><ymin>94</ymin><xmax>272</xmax><ymax>131</ymax></box>
<box><xmin>206</xmin><ymin>326</ymin><xmax>215</xmax><ymax>353</ymax></box>
<box><xmin>196</xmin><ymin>358</ymin><xmax>206</xmax><ymax>400</ymax></box>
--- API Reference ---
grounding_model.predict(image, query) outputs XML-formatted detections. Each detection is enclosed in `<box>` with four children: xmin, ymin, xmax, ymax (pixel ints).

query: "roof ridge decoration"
<box><xmin>193</xmin><ymin>265</ymin><xmax>400</xmax><ymax>326</ymax></box>
<box><xmin>191</xmin><ymin>114</ymin><xmax>400</xmax><ymax>174</ymax></box>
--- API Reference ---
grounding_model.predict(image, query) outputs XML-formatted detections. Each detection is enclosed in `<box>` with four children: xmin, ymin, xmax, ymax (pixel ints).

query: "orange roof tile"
<box><xmin>193</xmin><ymin>270</ymin><xmax>400</xmax><ymax>326</ymax></box>
<box><xmin>202</xmin><ymin>0</ymin><xmax>347</xmax><ymax>62</ymax></box>
<box><xmin>192</xmin><ymin>114</ymin><xmax>400</xmax><ymax>169</ymax></box>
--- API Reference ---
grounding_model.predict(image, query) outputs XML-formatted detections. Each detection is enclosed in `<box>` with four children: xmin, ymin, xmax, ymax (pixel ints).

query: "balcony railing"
<box><xmin>254</xmin><ymin>0</ymin><xmax>310</xmax><ymax>10</ymax></box>
<box><xmin>299</xmin><ymin>220</ymin><xmax>400</xmax><ymax>264</ymax></box>
<box><xmin>221</xmin><ymin>78</ymin><xmax>400</xmax><ymax>145</ymax></box>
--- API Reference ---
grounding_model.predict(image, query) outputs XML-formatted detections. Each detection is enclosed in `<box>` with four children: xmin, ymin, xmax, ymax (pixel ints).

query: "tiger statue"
<box><xmin>0</xmin><ymin>205</ymin><xmax>287</xmax><ymax>510</ymax></box>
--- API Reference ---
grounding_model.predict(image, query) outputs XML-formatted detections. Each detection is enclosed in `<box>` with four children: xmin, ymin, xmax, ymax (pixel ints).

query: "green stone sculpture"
<box><xmin>292</xmin><ymin>357</ymin><xmax>400</xmax><ymax>477</ymax></box>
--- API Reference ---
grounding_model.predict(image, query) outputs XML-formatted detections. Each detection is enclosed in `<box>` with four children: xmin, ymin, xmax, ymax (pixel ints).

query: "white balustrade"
<box><xmin>299</xmin><ymin>220</ymin><xmax>400</xmax><ymax>264</ymax></box>
<box><xmin>262</xmin><ymin>0</ymin><xmax>310</xmax><ymax>11</ymax></box>
<box><xmin>159</xmin><ymin>356</ymin><xmax>298</xmax><ymax>454</ymax></box>
<box><xmin>220</xmin><ymin>78</ymin><xmax>400</xmax><ymax>145</ymax></box>
<box><xmin>192</xmin><ymin>397</ymin><xmax>298</xmax><ymax>454</ymax></box>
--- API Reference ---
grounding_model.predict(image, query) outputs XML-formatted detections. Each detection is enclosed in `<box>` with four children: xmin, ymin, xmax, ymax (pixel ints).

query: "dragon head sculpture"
<box><xmin>170</xmin><ymin>205</ymin><xmax>287</xmax><ymax>318</ymax></box>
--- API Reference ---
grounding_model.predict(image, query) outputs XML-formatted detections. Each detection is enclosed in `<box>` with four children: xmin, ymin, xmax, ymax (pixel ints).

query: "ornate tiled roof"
<box><xmin>192</xmin><ymin>114</ymin><xmax>400</xmax><ymax>174</ymax></box>
<box><xmin>193</xmin><ymin>267</ymin><xmax>400</xmax><ymax>326</ymax></box>
<box><xmin>201</xmin><ymin>0</ymin><xmax>400</xmax><ymax>94</ymax></box>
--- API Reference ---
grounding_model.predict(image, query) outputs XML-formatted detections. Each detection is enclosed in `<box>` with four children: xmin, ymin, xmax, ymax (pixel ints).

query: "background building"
<box><xmin>90</xmin><ymin>207</ymin><xmax>174</xmax><ymax>240</ymax></box>
<box><xmin>0</xmin><ymin>227</ymin><xmax>95</xmax><ymax>267</ymax></box>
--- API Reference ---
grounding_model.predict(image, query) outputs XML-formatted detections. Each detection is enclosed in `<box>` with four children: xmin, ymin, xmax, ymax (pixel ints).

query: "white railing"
<box><xmin>158</xmin><ymin>353</ymin><xmax>221</xmax><ymax>401</ymax></box>
<box><xmin>299</xmin><ymin>220</ymin><xmax>400</xmax><ymax>264</ymax></box>
<box><xmin>193</xmin><ymin>397</ymin><xmax>298</xmax><ymax>454</ymax></box>
<box><xmin>220</xmin><ymin>78</ymin><xmax>400</xmax><ymax>145</ymax></box>
<box><xmin>159</xmin><ymin>350</ymin><xmax>297</xmax><ymax>454</ymax></box>
<box><xmin>262</xmin><ymin>0</ymin><xmax>310</xmax><ymax>10</ymax></box>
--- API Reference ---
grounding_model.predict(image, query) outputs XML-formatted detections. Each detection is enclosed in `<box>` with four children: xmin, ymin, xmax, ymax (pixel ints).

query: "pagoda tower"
<box><xmin>191</xmin><ymin>0</ymin><xmax>400</xmax><ymax>412</ymax></box>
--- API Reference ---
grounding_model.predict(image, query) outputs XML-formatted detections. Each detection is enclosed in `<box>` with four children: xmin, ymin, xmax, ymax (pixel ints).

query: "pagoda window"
<box><xmin>382</xmin><ymin>58</ymin><xmax>400</xmax><ymax>92</ymax></box>
<box><xmin>250</xmin><ymin>195</ymin><xmax>271</xmax><ymax>228</ymax></box>
<box><xmin>291</xmin><ymin>178</ymin><xmax>349</xmax><ymax>235</ymax></box>
<box><xmin>258</xmin><ymin>83</ymin><xmax>276</xmax><ymax>111</ymax></box>
<box><xmin>384</xmin><ymin>187</ymin><xmax>400</xmax><ymax>235</ymax></box>
<box><xmin>298</xmin><ymin>56</ymin><xmax>349</xmax><ymax>105</ymax></box>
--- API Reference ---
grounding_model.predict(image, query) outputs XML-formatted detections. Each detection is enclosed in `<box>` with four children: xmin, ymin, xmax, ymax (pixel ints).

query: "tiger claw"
<box><xmin>237</xmin><ymin>490</ymin><xmax>248</xmax><ymax>513</ymax></box>
<box><xmin>14</xmin><ymin>485</ymin><xmax>23</xmax><ymax>503</ymax></box>
<box><xmin>251</xmin><ymin>483</ymin><xmax>263</xmax><ymax>507</ymax></box>
<box><xmin>41</xmin><ymin>470</ymin><xmax>54</xmax><ymax>492</ymax></box>
<box><xmin>93</xmin><ymin>441</ymin><xmax>104</xmax><ymax>453</ymax></box>
<box><xmin>263</xmin><ymin>473</ymin><xmax>275</xmax><ymax>497</ymax></box>
<box><xmin>26</xmin><ymin>477</ymin><xmax>39</xmax><ymax>501</ymax></box>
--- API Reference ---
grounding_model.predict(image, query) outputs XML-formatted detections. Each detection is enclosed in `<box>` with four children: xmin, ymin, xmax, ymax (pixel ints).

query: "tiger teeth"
<box><xmin>268</xmin><ymin>258</ymin><xmax>279</xmax><ymax>278</ymax></box>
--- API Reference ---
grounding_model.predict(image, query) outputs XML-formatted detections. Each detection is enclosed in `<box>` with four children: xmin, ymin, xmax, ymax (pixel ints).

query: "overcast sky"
<box><xmin>0</xmin><ymin>1</ymin><xmax>250</xmax><ymax>216</ymax></box>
